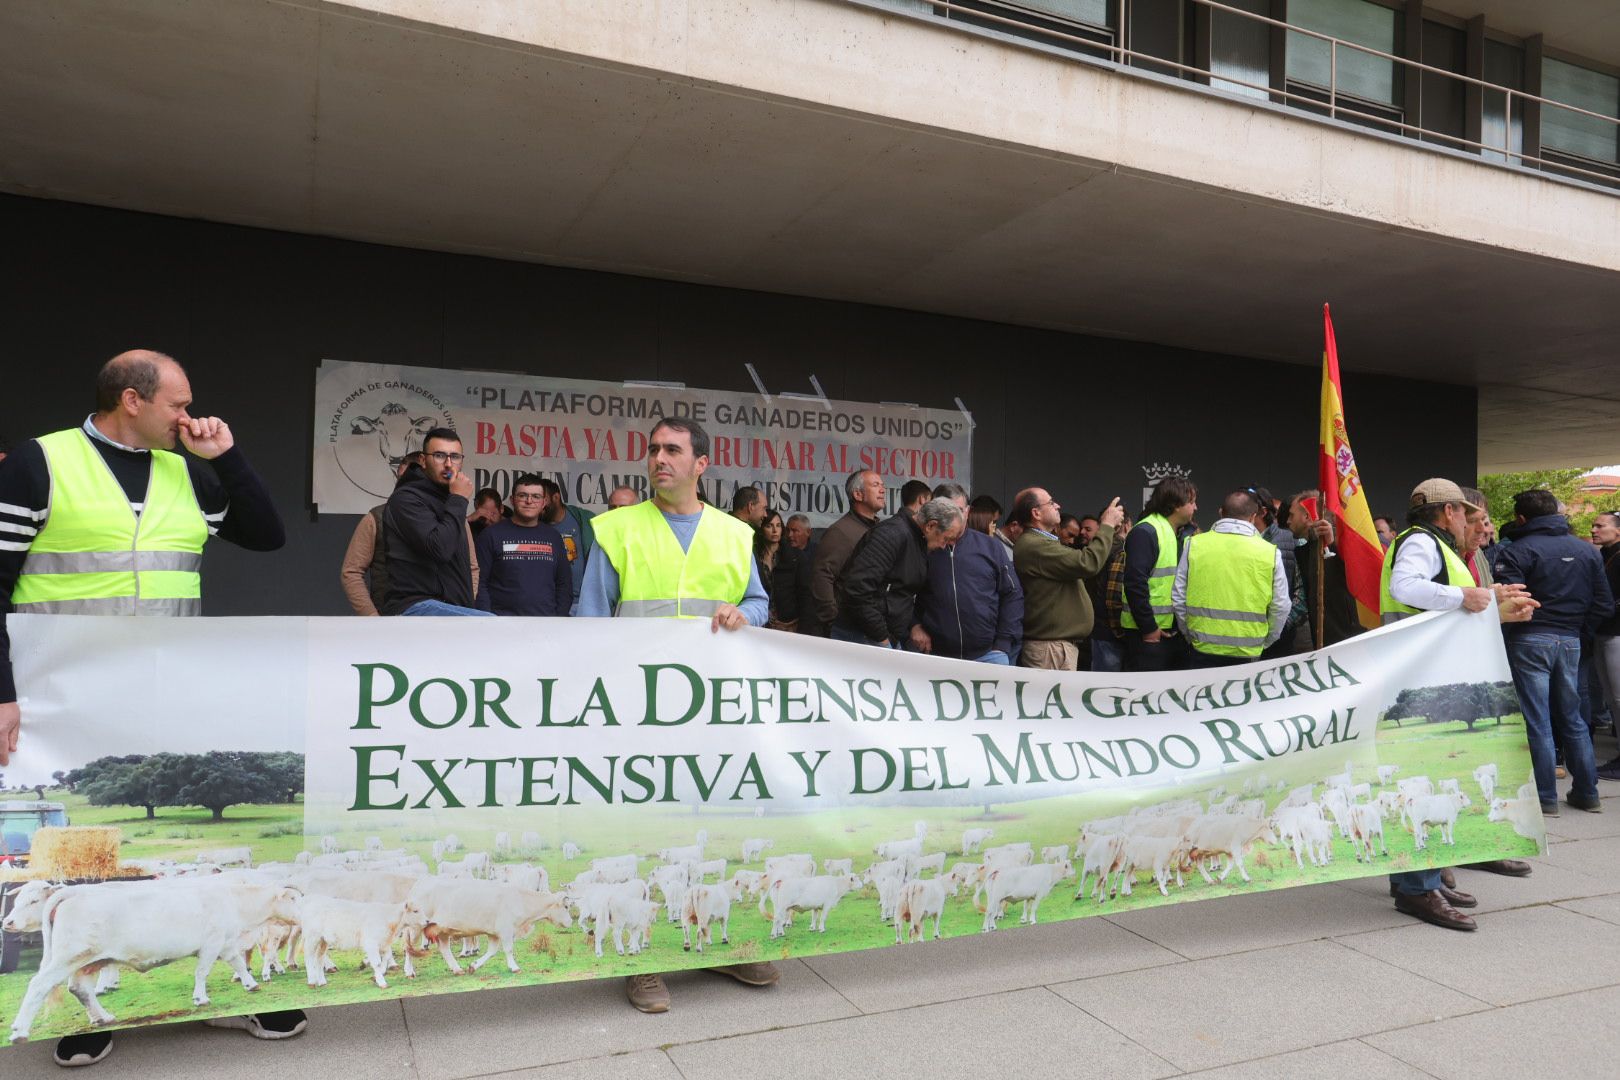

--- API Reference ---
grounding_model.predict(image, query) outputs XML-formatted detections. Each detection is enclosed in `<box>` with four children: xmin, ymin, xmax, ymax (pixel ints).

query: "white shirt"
<box><xmin>1171</xmin><ymin>518</ymin><xmax>1291</xmax><ymax>648</ymax></box>
<box><xmin>1388</xmin><ymin>529</ymin><xmax>1464</xmax><ymax>613</ymax></box>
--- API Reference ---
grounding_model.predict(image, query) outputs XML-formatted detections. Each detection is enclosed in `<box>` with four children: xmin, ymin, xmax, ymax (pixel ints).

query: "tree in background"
<box><xmin>66</xmin><ymin>752</ymin><xmax>305</xmax><ymax>821</ymax></box>
<box><xmin>167</xmin><ymin>752</ymin><xmax>284</xmax><ymax>821</ymax></box>
<box><xmin>1477</xmin><ymin>469</ymin><xmax>1586</xmax><ymax>528</ymax></box>
<box><xmin>261</xmin><ymin>751</ymin><xmax>306</xmax><ymax>805</ymax></box>
<box><xmin>1382</xmin><ymin>682</ymin><xmax>1519</xmax><ymax>731</ymax></box>
<box><xmin>81</xmin><ymin>754</ymin><xmax>182</xmax><ymax>820</ymax></box>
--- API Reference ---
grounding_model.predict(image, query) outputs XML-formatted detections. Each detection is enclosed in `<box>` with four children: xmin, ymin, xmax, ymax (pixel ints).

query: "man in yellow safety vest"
<box><xmin>0</xmin><ymin>349</ymin><xmax>299</xmax><ymax>1067</ymax></box>
<box><xmin>1120</xmin><ymin>475</ymin><xmax>1198</xmax><ymax>671</ymax></box>
<box><xmin>1172</xmin><ymin>490</ymin><xmax>1290</xmax><ymax>667</ymax></box>
<box><xmin>579</xmin><ymin>416</ymin><xmax>776</xmax><ymax>1014</ymax></box>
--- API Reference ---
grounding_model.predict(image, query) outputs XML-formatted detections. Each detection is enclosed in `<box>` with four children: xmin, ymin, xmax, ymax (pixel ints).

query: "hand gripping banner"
<box><xmin>1</xmin><ymin>609</ymin><xmax>1542</xmax><ymax>1044</ymax></box>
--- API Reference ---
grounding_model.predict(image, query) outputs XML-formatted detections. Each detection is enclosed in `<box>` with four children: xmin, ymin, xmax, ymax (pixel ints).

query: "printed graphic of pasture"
<box><xmin>0</xmin><ymin>703</ymin><xmax>1541</xmax><ymax>1044</ymax></box>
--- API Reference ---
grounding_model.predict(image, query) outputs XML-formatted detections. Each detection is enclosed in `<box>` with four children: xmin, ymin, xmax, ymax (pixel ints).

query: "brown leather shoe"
<box><xmin>1464</xmin><ymin>859</ymin><xmax>1533</xmax><ymax>877</ymax></box>
<box><xmin>1440</xmin><ymin>867</ymin><xmax>1457</xmax><ymax>889</ymax></box>
<box><xmin>1438</xmin><ymin>885</ymin><xmax>1477</xmax><ymax>908</ymax></box>
<box><xmin>1394</xmin><ymin>889</ymin><xmax>1477</xmax><ymax>931</ymax></box>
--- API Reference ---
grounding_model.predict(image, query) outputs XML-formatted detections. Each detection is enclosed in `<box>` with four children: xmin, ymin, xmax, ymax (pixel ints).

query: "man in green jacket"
<box><xmin>1010</xmin><ymin>487</ymin><xmax>1124</xmax><ymax>670</ymax></box>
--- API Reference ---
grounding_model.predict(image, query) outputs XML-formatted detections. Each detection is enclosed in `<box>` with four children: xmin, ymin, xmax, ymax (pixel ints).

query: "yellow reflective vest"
<box><xmin>1378</xmin><ymin>526</ymin><xmax>1473</xmax><ymax>623</ymax></box>
<box><xmin>1119</xmin><ymin>514</ymin><xmax>1178</xmax><ymax>631</ymax></box>
<box><xmin>11</xmin><ymin>428</ymin><xmax>207</xmax><ymax>615</ymax></box>
<box><xmin>590</xmin><ymin>500</ymin><xmax>753</xmax><ymax>618</ymax></box>
<box><xmin>1181</xmin><ymin>529</ymin><xmax>1276</xmax><ymax>657</ymax></box>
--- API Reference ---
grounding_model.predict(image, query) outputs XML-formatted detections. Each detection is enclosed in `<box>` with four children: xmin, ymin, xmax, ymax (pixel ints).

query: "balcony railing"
<box><xmin>863</xmin><ymin>0</ymin><xmax>1620</xmax><ymax>191</ymax></box>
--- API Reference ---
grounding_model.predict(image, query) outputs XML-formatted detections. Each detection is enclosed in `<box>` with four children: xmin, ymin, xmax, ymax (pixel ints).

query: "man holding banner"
<box><xmin>580</xmin><ymin>415</ymin><xmax>778</xmax><ymax>1012</ymax></box>
<box><xmin>1379</xmin><ymin>478</ymin><xmax>1537</xmax><ymax>929</ymax></box>
<box><xmin>0</xmin><ymin>350</ymin><xmax>303</xmax><ymax>1067</ymax></box>
<box><xmin>1171</xmin><ymin>490</ymin><xmax>1290</xmax><ymax>668</ymax></box>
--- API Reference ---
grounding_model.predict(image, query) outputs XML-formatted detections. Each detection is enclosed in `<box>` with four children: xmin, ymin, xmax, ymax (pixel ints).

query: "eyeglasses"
<box><xmin>426</xmin><ymin>451</ymin><xmax>465</xmax><ymax>464</ymax></box>
<box><xmin>512</xmin><ymin>493</ymin><xmax>545</xmax><ymax>502</ymax></box>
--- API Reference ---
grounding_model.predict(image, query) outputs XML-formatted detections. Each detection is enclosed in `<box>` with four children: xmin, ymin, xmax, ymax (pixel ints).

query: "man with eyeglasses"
<box><xmin>380</xmin><ymin>428</ymin><xmax>487</xmax><ymax>616</ymax></box>
<box><xmin>473</xmin><ymin>473</ymin><xmax>573</xmax><ymax>616</ymax></box>
<box><xmin>1010</xmin><ymin>488</ymin><xmax>1123</xmax><ymax>670</ymax></box>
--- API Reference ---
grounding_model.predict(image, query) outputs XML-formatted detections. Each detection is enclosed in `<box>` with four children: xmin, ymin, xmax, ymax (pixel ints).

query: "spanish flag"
<box><xmin>1319</xmin><ymin>304</ymin><xmax>1383</xmax><ymax>630</ymax></box>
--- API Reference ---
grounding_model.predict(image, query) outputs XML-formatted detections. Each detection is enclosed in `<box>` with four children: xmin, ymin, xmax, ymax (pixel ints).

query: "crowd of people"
<box><xmin>2</xmin><ymin>350</ymin><xmax>1618</xmax><ymax>1065</ymax></box>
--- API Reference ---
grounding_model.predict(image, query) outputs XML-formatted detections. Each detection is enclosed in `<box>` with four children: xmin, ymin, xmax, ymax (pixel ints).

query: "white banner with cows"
<box><xmin>1</xmin><ymin>610</ymin><xmax>1541</xmax><ymax>1044</ymax></box>
<box><xmin>311</xmin><ymin>359</ymin><xmax>973</xmax><ymax>524</ymax></box>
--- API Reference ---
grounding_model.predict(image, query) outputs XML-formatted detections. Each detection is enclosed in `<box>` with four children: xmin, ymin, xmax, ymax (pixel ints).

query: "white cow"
<box><xmin>193</xmin><ymin>847</ymin><xmax>253</xmax><ymax>869</ymax></box>
<box><xmin>1488</xmin><ymin>795</ymin><xmax>1542</xmax><ymax>840</ymax></box>
<box><xmin>1440</xmin><ymin>778</ymin><xmax>1461</xmax><ymax>795</ymax></box>
<box><xmin>1279</xmin><ymin>784</ymin><xmax>1315</xmax><ymax>810</ymax></box>
<box><xmin>682</xmin><ymin>883</ymin><xmax>732</xmax><ymax>953</ymax></box>
<box><xmin>1119</xmin><ymin>835</ymin><xmax>1189</xmax><ymax>897</ymax></box>
<box><xmin>1397</xmin><ymin>776</ymin><xmax>1435</xmax><ymax>801</ymax></box>
<box><xmin>981</xmin><ymin>861</ymin><xmax>1074</xmax><ymax>931</ymax></box>
<box><xmin>321</xmin><ymin>836</ymin><xmax>339</xmax><ymax>855</ymax></box>
<box><xmin>442</xmin><ymin>833</ymin><xmax>462</xmax><ymax>854</ymax></box>
<box><xmin>494</xmin><ymin>832</ymin><xmax>512</xmax><ymax>856</ymax></box>
<box><xmin>1074</xmin><ymin>834</ymin><xmax>1128</xmax><ymax>903</ymax></box>
<box><xmin>297</xmin><ymin>896</ymin><xmax>426</xmax><ymax>988</ymax></box>
<box><xmin>519</xmin><ymin>831</ymin><xmax>544</xmax><ymax>853</ymax></box>
<box><xmin>895</xmin><ymin>876</ymin><xmax>960</xmax><ymax>943</ymax></box>
<box><xmin>1294</xmin><ymin>815</ymin><xmax>1334</xmax><ymax>867</ymax></box>
<box><xmin>726</xmin><ymin>870</ymin><xmax>765</xmax><ymax>900</ymax></box>
<box><xmin>589</xmin><ymin>854</ymin><xmax>640</xmax><ymax>883</ymax></box>
<box><xmin>961</xmin><ymin>827</ymin><xmax>994</xmax><ymax>854</ymax></box>
<box><xmin>561</xmin><ymin>842</ymin><xmax>581</xmax><ymax>861</ymax></box>
<box><xmin>9</xmin><ymin>882</ymin><xmax>301</xmax><ymax>1040</ymax></box>
<box><xmin>1186</xmin><ymin>816</ymin><xmax>1279</xmax><ymax>884</ymax></box>
<box><xmin>431</xmin><ymin>840</ymin><xmax>445</xmax><ymax>863</ymax></box>
<box><xmin>741</xmin><ymin>838</ymin><xmax>774</xmax><ymax>862</ymax></box>
<box><xmin>768</xmin><ymin>874</ymin><xmax>862</xmax><ymax>939</ymax></box>
<box><xmin>579</xmin><ymin>889</ymin><xmax>660</xmax><ymax>957</ymax></box>
<box><xmin>873</xmin><ymin>836</ymin><xmax>923</xmax><ymax>861</ymax></box>
<box><xmin>822</xmin><ymin>858</ymin><xmax>854</xmax><ymax>876</ymax></box>
<box><xmin>1405</xmin><ymin>792</ymin><xmax>1471</xmax><ymax>849</ymax></box>
<box><xmin>1376</xmin><ymin>764</ymin><xmax>1401</xmax><ymax>786</ymax></box>
<box><xmin>913</xmin><ymin>820</ymin><xmax>928</xmax><ymax>840</ymax></box>
<box><xmin>1347</xmin><ymin>803</ymin><xmax>1388</xmax><ymax>862</ymax></box>
<box><xmin>462</xmin><ymin>852</ymin><xmax>493</xmax><ymax>879</ymax></box>
<box><xmin>657</xmin><ymin>842</ymin><xmax>705</xmax><ymax>865</ymax></box>
<box><xmin>437</xmin><ymin>857</ymin><xmax>479</xmax><ymax>879</ymax></box>
<box><xmin>907</xmin><ymin>851</ymin><xmax>946</xmax><ymax>878</ymax></box>
<box><xmin>408</xmin><ymin>879</ymin><xmax>572</xmax><ymax>974</ymax></box>
<box><xmin>1474</xmin><ymin>763</ymin><xmax>1499</xmax><ymax>802</ymax></box>
<box><xmin>492</xmin><ymin>864</ymin><xmax>549</xmax><ymax>893</ymax></box>
<box><xmin>1040</xmin><ymin>845</ymin><xmax>1070</xmax><ymax>864</ymax></box>
<box><xmin>650</xmin><ymin>864</ymin><xmax>691</xmax><ymax>924</ymax></box>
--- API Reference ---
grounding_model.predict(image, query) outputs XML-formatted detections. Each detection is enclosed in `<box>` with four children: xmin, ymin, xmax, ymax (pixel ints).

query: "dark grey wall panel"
<box><xmin>0</xmin><ymin>195</ymin><xmax>1476</xmax><ymax>616</ymax></box>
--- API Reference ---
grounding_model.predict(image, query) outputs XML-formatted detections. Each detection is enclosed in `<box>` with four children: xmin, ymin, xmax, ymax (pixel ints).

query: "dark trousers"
<box><xmin>1123</xmin><ymin>631</ymin><xmax>1189</xmax><ymax>672</ymax></box>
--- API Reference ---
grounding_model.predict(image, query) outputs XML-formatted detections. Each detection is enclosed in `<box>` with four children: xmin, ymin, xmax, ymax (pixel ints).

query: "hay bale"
<box><xmin>28</xmin><ymin>826</ymin><xmax>123</xmax><ymax>880</ymax></box>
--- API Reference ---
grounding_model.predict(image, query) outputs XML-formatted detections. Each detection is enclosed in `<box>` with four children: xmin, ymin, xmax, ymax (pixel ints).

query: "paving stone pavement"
<box><xmin>8</xmin><ymin>768</ymin><xmax>1619</xmax><ymax>1078</ymax></box>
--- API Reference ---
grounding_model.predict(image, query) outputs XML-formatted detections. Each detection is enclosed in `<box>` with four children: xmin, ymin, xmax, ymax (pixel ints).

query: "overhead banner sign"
<box><xmin>310</xmin><ymin>359</ymin><xmax>974</xmax><ymax>523</ymax></box>
<box><xmin>3</xmin><ymin>611</ymin><xmax>1540</xmax><ymax>1045</ymax></box>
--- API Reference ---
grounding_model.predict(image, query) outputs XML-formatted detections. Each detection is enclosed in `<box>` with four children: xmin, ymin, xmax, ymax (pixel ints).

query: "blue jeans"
<box><xmin>1090</xmin><ymin>637</ymin><xmax>1123</xmax><ymax>673</ymax></box>
<box><xmin>1508</xmin><ymin>632</ymin><xmax>1597</xmax><ymax>804</ymax></box>
<box><xmin>973</xmin><ymin>650</ymin><xmax>1010</xmax><ymax>665</ymax></box>
<box><xmin>1390</xmin><ymin>869</ymin><xmax>1443</xmax><ymax>896</ymax></box>
<box><xmin>402</xmin><ymin>599</ymin><xmax>495</xmax><ymax>617</ymax></box>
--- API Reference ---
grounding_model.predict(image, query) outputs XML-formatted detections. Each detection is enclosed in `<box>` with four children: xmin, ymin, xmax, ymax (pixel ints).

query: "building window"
<box><xmin>1018</xmin><ymin>0</ymin><xmax>1109</xmax><ymax>27</ymax></box>
<box><xmin>1481</xmin><ymin>40</ymin><xmax>1524</xmax><ymax>164</ymax></box>
<box><xmin>1209</xmin><ymin>0</ymin><xmax>1271</xmax><ymax>101</ymax></box>
<box><xmin>1541</xmin><ymin>58</ymin><xmax>1620</xmax><ymax>166</ymax></box>
<box><xmin>1285</xmin><ymin>0</ymin><xmax>1400</xmax><ymax>107</ymax></box>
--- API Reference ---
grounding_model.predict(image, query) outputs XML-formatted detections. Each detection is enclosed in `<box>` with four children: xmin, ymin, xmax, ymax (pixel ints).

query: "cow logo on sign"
<box><xmin>321</xmin><ymin>376</ymin><xmax>457</xmax><ymax>502</ymax></box>
<box><xmin>1141</xmin><ymin>462</ymin><xmax>1192</xmax><ymax>508</ymax></box>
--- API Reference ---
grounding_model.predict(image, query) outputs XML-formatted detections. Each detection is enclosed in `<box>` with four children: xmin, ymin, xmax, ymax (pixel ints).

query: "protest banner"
<box><xmin>311</xmin><ymin>360</ymin><xmax>973</xmax><ymax>523</ymax></box>
<box><xmin>1</xmin><ymin>608</ymin><xmax>1541</xmax><ymax>1044</ymax></box>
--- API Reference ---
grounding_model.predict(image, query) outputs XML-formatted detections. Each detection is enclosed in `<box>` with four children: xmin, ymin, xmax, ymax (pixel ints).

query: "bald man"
<box><xmin>0</xmin><ymin>349</ymin><xmax>296</xmax><ymax>1066</ymax></box>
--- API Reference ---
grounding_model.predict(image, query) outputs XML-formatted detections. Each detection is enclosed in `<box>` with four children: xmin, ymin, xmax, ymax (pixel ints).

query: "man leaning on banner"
<box><xmin>578</xmin><ymin>415</ymin><xmax>778</xmax><ymax>1013</ymax></box>
<box><xmin>1380</xmin><ymin>479</ymin><xmax>1538</xmax><ymax>930</ymax></box>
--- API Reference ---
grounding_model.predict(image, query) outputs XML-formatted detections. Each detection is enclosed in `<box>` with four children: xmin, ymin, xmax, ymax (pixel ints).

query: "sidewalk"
<box><xmin>11</xmin><ymin>773</ymin><xmax>1619</xmax><ymax>1079</ymax></box>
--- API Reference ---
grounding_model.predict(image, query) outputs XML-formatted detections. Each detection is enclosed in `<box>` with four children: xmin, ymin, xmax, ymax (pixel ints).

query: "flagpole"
<box><xmin>1313</xmin><ymin>540</ymin><xmax>1325</xmax><ymax>650</ymax></box>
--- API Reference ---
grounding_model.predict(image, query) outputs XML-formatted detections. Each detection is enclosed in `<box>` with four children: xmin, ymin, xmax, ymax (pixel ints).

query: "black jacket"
<box><xmin>1493</xmin><ymin>515</ymin><xmax>1614</xmax><ymax>639</ymax></box>
<box><xmin>836</xmin><ymin>512</ymin><xmax>929</xmax><ymax>643</ymax></box>
<box><xmin>382</xmin><ymin>466</ymin><xmax>474</xmax><ymax>614</ymax></box>
<box><xmin>1601</xmin><ymin>542</ymin><xmax>1620</xmax><ymax>637</ymax></box>
<box><xmin>919</xmin><ymin>528</ymin><xmax>1023</xmax><ymax>658</ymax></box>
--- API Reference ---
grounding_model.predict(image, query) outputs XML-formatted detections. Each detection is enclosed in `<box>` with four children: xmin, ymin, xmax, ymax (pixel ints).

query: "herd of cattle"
<box><xmin>1</xmin><ymin>760</ymin><xmax>1536</xmax><ymax>1041</ymax></box>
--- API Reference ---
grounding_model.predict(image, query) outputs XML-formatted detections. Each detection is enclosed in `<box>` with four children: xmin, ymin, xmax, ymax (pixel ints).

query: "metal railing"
<box><xmin>866</xmin><ymin>0</ymin><xmax>1620</xmax><ymax>190</ymax></box>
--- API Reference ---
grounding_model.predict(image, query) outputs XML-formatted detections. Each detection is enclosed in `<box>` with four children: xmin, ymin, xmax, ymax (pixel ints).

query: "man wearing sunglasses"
<box><xmin>380</xmin><ymin>428</ymin><xmax>488</xmax><ymax>616</ymax></box>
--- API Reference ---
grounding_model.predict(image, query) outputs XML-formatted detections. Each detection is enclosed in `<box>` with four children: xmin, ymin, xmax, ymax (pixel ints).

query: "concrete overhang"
<box><xmin>0</xmin><ymin>0</ymin><xmax>1616</xmax><ymax>472</ymax></box>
